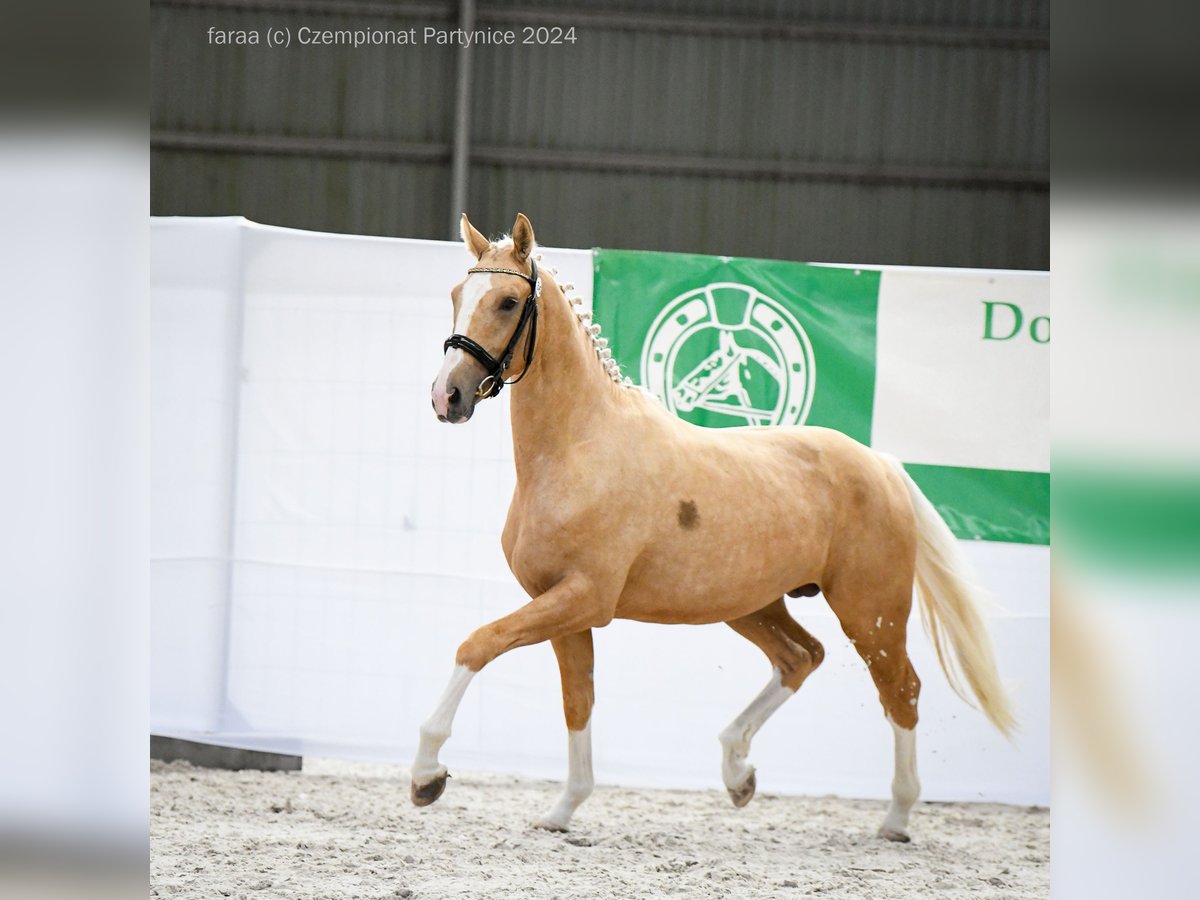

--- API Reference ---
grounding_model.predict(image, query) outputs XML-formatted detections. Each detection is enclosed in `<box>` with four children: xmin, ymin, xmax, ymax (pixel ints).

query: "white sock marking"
<box><xmin>880</xmin><ymin>717</ymin><xmax>920</xmax><ymax>837</ymax></box>
<box><xmin>719</xmin><ymin>669</ymin><xmax>795</xmax><ymax>791</ymax></box>
<box><xmin>537</xmin><ymin>720</ymin><xmax>594</xmax><ymax>830</ymax></box>
<box><xmin>412</xmin><ymin>664</ymin><xmax>474</xmax><ymax>784</ymax></box>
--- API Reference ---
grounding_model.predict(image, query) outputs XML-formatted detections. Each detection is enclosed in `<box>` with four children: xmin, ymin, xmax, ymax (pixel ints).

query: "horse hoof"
<box><xmin>532</xmin><ymin>817</ymin><xmax>569</xmax><ymax>833</ymax></box>
<box><xmin>411</xmin><ymin>773</ymin><xmax>448</xmax><ymax>807</ymax></box>
<box><xmin>878</xmin><ymin>826</ymin><xmax>911</xmax><ymax>843</ymax></box>
<box><xmin>728</xmin><ymin>771</ymin><xmax>756</xmax><ymax>808</ymax></box>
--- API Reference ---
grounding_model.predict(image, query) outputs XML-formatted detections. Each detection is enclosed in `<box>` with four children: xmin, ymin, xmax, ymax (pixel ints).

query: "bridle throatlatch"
<box><xmin>443</xmin><ymin>258</ymin><xmax>541</xmax><ymax>399</ymax></box>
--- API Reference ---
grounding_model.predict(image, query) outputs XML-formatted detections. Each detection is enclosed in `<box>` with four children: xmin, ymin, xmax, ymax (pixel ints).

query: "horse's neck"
<box><xmin>509</xmin><ymin>281</ymin><xmax>619</xmax><ymax>478</ymax></box>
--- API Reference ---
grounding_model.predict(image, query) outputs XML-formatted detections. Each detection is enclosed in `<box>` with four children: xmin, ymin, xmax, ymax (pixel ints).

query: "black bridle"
<box><xmin>442</xmin><ymin>258</ymin><xmax>541</xmax><ymax>399</ymax></box>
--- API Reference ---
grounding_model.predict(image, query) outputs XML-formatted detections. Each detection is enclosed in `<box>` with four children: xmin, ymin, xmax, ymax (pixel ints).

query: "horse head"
<box><xmin>431</xmin><ymin>212</ymin><xmax>540</xmax><ymax>423</ymax></box>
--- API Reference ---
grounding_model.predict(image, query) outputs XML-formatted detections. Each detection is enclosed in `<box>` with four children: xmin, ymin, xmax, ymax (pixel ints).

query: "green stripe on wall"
<box><xmin>904</xmin><ymin>464</ymin><xmax>1050</xmax><ymax>545</ymax></box>
<box><xmin>1054</xmin><ymin>466</ymin><xmax>1200</xmax><ymax>572</ymax></box>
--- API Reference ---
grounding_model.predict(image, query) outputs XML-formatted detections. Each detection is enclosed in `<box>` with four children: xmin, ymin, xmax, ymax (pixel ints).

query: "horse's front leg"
<box><xmin>410</xmin><ymin>573</ymin><xmax>609</xmax><ymax>807</ymax></box>
<box><xmin>533</xmin><ymin>629</ymin><xmax>595</xmax><ymax>831</ymax></box>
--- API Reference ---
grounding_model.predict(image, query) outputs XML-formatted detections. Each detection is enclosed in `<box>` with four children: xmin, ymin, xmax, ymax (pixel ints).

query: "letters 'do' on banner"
<box><xmin>592</xmin><ymin>249</ymin><xmax>1049</xmax><ymax>545</ymax></box>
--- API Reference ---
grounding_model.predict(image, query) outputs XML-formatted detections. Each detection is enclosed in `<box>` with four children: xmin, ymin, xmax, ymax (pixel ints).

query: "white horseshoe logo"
<box><xmin>640</xmin><ymin>282</ymin><xmax>816</xmax><ymax>427</ymax></box>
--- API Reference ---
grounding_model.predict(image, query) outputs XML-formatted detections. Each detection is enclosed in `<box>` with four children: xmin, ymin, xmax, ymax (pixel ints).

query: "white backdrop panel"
<box><xmin>150</xmin><ymin>218</ymin><xmax>244</xmax><ymax>734</ymax></box>
<box><xmin>151</xmin><ymin>218</ymin><xmax>1048</xmax><ymax>805</ymax></box>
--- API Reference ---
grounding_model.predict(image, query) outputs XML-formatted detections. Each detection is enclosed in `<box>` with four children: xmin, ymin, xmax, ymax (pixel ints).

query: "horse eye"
<box><xmin>499</xmin><ymin>297</ymin><xmax>518</xmax><ymax>311</ymax></box>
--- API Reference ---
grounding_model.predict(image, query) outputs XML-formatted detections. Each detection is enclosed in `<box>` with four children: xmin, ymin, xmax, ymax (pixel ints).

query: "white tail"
<box><xmin>884</xmin><ymin>455</ymin><xmax>1017</xmax><ymax>737</ymax></box>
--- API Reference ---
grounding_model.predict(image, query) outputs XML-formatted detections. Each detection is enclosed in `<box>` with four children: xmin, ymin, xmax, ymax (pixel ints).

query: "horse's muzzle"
<box><xmin>431</xmin><ymin>382</ymin><xmax>476</xmax><ymax>424</ymax></box>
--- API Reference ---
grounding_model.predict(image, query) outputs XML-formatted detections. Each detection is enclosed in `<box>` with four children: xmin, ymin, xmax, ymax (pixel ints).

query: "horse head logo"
<box><xmin>640</xmin><ymin>282</ymin><xmax>816</xmax><ymax>428</ymax></box>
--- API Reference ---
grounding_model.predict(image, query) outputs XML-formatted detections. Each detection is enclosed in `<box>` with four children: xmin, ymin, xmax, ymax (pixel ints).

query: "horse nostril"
<box><xmin>448</xmin><ymin>387</ymin><xmax>461</xmax><ymax>407</ymax></box>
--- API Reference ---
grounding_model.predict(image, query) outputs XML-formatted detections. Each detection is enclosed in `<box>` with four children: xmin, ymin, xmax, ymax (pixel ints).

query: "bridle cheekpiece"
<box><xmin>443</xmin><ymin>257</ymin><xmax>541</xmax><ymax>399</ymax></box>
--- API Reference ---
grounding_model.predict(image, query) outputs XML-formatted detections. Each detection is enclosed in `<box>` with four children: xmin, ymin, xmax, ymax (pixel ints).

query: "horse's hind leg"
<box><xmin>826</xmin><ymin>584</ymin><xmax>922</xmax><ymax>842</ymax></box>
<box><xmin>721</xmin><ymin>598</ymin><xmax>825</xmax><ymax>807</ymax></box>
<box><xmin>533</xmin><ymin>629</ymin><xmax>595</xmax><ymax>832</ymax></box>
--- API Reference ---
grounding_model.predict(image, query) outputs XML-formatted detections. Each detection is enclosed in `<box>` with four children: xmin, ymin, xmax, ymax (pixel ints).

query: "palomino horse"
<box><xmin>413</xmin><ymin>213</ymin><xmax>1014</xmax><ymax>841</ymax></box>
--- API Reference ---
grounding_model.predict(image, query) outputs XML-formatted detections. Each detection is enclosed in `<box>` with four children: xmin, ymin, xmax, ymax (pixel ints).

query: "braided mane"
<box><xmin>534</xmin><ymin>251</ymin><xmax>634</xmax><ymax>389</ymax></box>
<box><xmin>484</xmin><ymin>236</ymin><xmax>636</xmax><ymax>389</ymax></box>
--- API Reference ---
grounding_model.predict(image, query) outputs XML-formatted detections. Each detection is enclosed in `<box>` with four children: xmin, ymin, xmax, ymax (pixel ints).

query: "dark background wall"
<box><xmin>151</xmin><ymin>0</ymin><xmax>1048</xmax><ymax>269</ymax></box>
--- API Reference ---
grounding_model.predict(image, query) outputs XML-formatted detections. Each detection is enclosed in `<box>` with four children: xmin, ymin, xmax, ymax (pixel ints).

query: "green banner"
<box><xmin>1054</xmin><ymin>462</ymin><xmax>1200</xmax><ymax>571</ymax></box>
<box><xmin>594</xmin><ymin>249</ymin><xmax>879</xmax><ymax>444</ymax></box>
<box><xmin>591</xmin><ymin>248</ymin><xmax>1049</xmax><ymax>546</ymax></box>
<box><xmin>904</xmin><ymin>464</ymin><xmax>1050</xmax><ymax>546</ymax></box>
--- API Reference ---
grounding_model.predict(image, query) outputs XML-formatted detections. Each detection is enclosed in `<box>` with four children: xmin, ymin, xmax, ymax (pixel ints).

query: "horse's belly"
<box><xmin>615</xmin><ymin>591</ymin><xmax>771</xmax><ymax>625</ymax></box>
<box><xmin>614</xmin><ymin>539</ymin><xmax>817</xmax><ymax>625</ymax></box>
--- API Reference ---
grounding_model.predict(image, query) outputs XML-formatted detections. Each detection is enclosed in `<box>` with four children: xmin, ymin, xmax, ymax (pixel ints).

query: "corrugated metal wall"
<box><xmin>151</xmin><ymin>0</ymin><xmax>1048</xmax><ymax>269</ymax></box>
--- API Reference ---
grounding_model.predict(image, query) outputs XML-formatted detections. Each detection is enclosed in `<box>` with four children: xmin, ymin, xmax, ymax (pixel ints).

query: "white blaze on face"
<box><xmin>432</xmin><ymin>273</ymin><xmax>495</xmax><ymax>415</ymax></box>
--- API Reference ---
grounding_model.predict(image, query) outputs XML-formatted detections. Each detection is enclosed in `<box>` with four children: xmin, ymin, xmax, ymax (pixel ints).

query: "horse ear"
<box><xmin>511</xmin><ymin>213</ymin><xmax>535</xmax><ymax>262</ymax></box>
<box><xmin>460</xmin><ymin>213</ymin><xmax>490</xmax><ymax>260</ymax></box>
